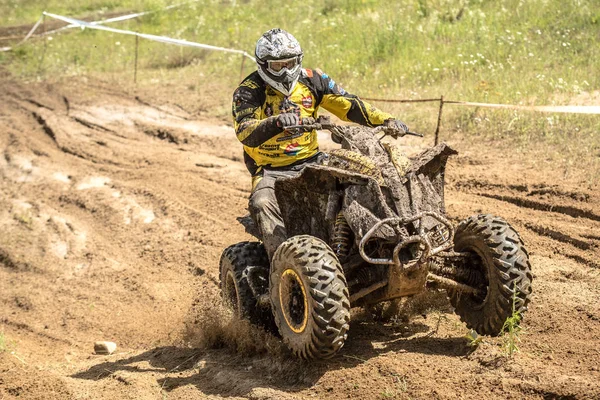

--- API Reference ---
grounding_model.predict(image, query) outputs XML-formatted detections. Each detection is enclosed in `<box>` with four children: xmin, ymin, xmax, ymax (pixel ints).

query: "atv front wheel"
<box><xmin>219</xmin><ymin>241</ymin><xmax>273</xmax><ymax>328</ymax></box>
<box><xmin>450</xmin><ymin>214</ymin><xmax>532</xmax><ymax>335</ymax></box>
<box><xmin>270</xmin><ymin>235</ymin><xmax>351</xmax><ymax>359</ymax></box>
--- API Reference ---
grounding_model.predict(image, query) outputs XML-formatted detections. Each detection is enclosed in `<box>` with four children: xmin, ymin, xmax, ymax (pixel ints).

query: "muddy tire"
<box><xmin>219</xmin><ymin>241</ymin><xmax>273</xmax><ymax>328</ymax></box>
<box><xmin>450</xmin><ymin>214</ymin><xmax>533</xmax><ymax>336</ymax></box>
<box><xmin>270</xmin><ymin>235</ymin><xmax>351</xmax><ymax>359</ymax></box>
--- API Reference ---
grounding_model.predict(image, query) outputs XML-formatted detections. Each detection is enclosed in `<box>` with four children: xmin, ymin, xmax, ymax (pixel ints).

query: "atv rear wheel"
<box><xmin>219</xmin><ymin>241</ymin><xmax>273</xmax><ymax>328</ymax></box>
<box><xmin>450</xmin><ymin>214</ymin><xmax>532</xmax><ymax>335</ymax></box>
<box><xmin>270</xmin><ymin>235</ymin><xmax>351</xmax><ymax>359</ymax></box>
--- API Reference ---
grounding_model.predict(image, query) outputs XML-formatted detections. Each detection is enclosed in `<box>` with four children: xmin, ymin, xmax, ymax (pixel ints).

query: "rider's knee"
<box><xmin>249</xmin><ymin>188</ymin><xmax>275</xmax><ymax>214</ymax></box>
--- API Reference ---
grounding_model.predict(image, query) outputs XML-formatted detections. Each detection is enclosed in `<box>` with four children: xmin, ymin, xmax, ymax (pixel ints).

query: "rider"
<box><xmin>232</xmin><ymin>28</ymin><xmax>409</xmax><ymax>258</ymax></box>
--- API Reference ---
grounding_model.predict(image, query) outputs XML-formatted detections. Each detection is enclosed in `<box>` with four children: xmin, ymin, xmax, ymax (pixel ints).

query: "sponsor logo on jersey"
<box><xmin>302</xmin><ymin>95</ymin><xmax>313</xmax><ymax>108</ymax></box>
<box><xmin>284</xmin><ymin>142</ymin><xmax>301</xmax><ymax>156</ymax></box>
<box><xmin>260</xmin><ymin>143</ymin><xmax>280</xmax><ymax>151</ymax></box>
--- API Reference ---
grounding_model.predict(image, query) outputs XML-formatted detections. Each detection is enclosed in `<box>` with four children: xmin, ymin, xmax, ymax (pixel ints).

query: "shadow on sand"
<box><xmin>72</xmin><ymin>316</ymin><xmax>476</xmax><ymax>397</ymax></box>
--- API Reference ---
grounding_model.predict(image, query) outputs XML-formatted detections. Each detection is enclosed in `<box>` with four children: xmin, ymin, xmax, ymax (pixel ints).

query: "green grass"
<box><xmin>0</xmin><ymin>331</ymin><xmax>6</xmax><ymax>352</ymax></box>
<box><xmin>13</xmin><ymin>212</ymin><xmax>33</xmax><ymax>229</ymax></box>
<box><xmin>3</xmin><ymin>0</ymin><xmax>598</xmax><ymax>99</ymax></box>
<box><xmin>501</xmin><ymin>287</ymin><xmax>523</xmax><ymax>357</ymax></box>
<box><xmin>0</xmin><ymin>0</ymin><xmax>156</xmax><ymax>25</ymax></box>
<box><xmin>465</xmin><ymin>329</ymin><xmax>483</xmax><ymax>348</ymax></box>
<box><xmin>0</xmin><ymin>331</ymin><xmax>16</xmax><ymax>354</ymax></box>
<box><xmin>1</xmin><ymin>0</ymin><xmax>599</xmax><ymax>181</ymax></box>
<box><xmin>380</xmin><ymin>373</ymin><xmax>408</xmax><ymax>398</ymax></box>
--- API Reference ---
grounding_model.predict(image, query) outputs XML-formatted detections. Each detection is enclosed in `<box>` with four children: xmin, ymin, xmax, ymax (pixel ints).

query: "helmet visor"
<box><xmin>267</xmin><ymin>56</ymin><xmax>301</xmax><ymax>76</ymax></box>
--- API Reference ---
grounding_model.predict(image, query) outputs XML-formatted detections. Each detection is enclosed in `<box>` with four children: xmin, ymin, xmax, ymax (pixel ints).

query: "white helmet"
<box><xmin>255</xmin><ymin>28</ymin><xmax>303</xmax><ymax>96</ymax></box>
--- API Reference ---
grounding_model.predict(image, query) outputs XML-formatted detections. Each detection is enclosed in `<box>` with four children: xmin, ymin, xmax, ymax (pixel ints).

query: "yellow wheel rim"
<box><xmin>279</xmin><ymin>268</ymin><xmax>309</xmax><ymax>333</ymax></box>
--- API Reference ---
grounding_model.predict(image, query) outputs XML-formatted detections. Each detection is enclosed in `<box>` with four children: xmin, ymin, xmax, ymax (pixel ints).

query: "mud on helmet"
<box><xmin>255</xmin><ymin>28</ymin><xmax>303</xmax><ymax>96</ymax></box>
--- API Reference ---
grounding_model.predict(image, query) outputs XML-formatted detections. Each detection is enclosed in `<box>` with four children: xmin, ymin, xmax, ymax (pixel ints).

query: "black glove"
<box><xmin>383</xmin><ymin>118</ymin><xmax>409</xmax><ymax>137</ymax></box>
<box><xmin>276</xmin><ymin>113</ymin><xmax>300</xmax><ymax>129</ymax></box>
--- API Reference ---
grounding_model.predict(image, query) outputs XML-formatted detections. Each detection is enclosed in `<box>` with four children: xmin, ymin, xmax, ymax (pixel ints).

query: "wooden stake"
<box><xmin>134</xmin><ymin>34</ymin><xmax>139</xmax><ymax>84</ymax></box>
<box><xmin>36</xmin><ymin>15</ymin><xmax>47</xmax><ymax>75</ymax></box>
<box><xmin>434</xmin><ymin>95</ymin><xmax>444</xmax><ymax>145</ymax></box>
<box><xmin>239</xmin><ymin>55</ymin><xmax>246</xmax><ymax>82</ymax></box>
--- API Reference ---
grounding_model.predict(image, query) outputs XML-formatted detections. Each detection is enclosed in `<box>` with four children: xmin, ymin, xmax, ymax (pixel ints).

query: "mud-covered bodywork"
<box><xmin>240</xmin><ymin>141</ymin><xmax>457</xmax><ymax>243</ymax></box>
<box><xmin>275</xmin><ymin>143</ymin><xmax>457</xmax><ymax>243</ymax></box>
<box><xmin>268</xmin><ymin>124</ymin><xmax>458</xmax><ymax>305</ymax></box>
<box><xmin>232</xmin><ymin>119</ymin><xmax>532</xmax><ymax>355</ymax></box>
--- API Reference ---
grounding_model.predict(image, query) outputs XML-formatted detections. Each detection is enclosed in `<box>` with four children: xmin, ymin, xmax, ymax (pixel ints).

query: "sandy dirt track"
<box><xmin>1</xmin><ymin>75</ymin><xmax>599</xmax><ymax>400</ymax></box>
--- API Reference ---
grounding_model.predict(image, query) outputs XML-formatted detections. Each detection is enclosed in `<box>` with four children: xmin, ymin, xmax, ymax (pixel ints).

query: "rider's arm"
<box><xmin>232</xmin><ymin>84</ymin><xmax>280</xmax><ymax>148</ymax></box>
<box><xmin>307</xmin><ymin>69</ymin><xmax>394</xmax><ymax>127</ymax></box>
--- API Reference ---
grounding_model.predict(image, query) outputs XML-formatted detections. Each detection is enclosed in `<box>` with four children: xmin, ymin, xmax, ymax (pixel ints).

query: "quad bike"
<box><xmin>220</xmin><ymin>116</ymin><xmax>532</xmax><ymax>359</ymax></box>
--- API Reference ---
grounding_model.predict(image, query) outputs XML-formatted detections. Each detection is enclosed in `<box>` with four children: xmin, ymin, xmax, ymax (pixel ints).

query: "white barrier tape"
<box><xmin>446</xmin><ymin>101</ymin><xmax>600</xmax><ymax>115</ymax></box>
<box><xmin>0</xmin><ymin>1</ymin><xmax>200</xmax><ymax>52</ymax></box>
<box><xmin>42</xmin><ymin>12</ymin><xmax>255</xmax><ymax>61</ymax></box>
<box><xmin>42</xmin><ymin>11</ymin><xmax>155</xmax><ymax>36</ymax></box>
<box><xmin>0</xmin><ymin>15</ymin><xmax>44</xmax><ymax>52</ymax></box>
<box><xmin>43</xmin><ymin>1</ymin><xmax>199</xmax><ymax>35</ymax></box>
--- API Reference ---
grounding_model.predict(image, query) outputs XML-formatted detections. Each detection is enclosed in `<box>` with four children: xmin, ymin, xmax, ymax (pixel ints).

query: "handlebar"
<box><xmin>284</xmin><ymin>117</ymin><xmax>423</xmax><ymax>138</ymax></box>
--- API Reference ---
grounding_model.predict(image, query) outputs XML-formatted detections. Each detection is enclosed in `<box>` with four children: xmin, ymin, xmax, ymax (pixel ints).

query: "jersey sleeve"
<box><xmin>309</xmin><ymin>70</ymin><xmax>394</xmax><ymax>127</ymax></box>
<box><xmin>232</xmin><ymin>78</ymin><xmax>280</xmax><ymax>148</ymax></box>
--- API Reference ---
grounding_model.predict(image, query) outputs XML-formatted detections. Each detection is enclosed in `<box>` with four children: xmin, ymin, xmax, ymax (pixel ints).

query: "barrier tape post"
<box><xmin>239</xmin><ymin>55</ymin><xmax>247</xmax><ymax>83</ymax></box>
<box><xmin>434</xmin><ymin>95</ymin><xmax>444</xmax><ymax>145</ymax></box>
<box><xmin>36</xmin><ymin>14</ymin><xmax>47</xmax><ymax>75</ymax></box>
<box><xmin>134</xmin><ymin>34</ymin><xmax>139</xmax><ymax>84</ymax></box>
<box><xmin>0</xmin><ymin>15</ymin><xmax>43</xmax><ymax>52</ymax></box>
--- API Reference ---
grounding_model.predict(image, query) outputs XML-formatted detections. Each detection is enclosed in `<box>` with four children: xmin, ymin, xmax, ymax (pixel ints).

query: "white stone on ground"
<box><xmin>94</xmin><ymin>341</ymin><xmax>117</xmax><ymax>355</ymax></box>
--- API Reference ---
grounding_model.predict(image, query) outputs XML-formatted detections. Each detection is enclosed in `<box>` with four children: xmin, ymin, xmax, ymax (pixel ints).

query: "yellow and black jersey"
<box><xmin>232</xmin><ymin>68</ymin><xmax>394</xmax><ymax>176</ymax></box>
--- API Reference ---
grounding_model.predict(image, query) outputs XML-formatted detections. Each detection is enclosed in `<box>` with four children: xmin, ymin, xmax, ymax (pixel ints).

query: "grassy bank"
<box><xmin>4</xmin><ymin>0</ymin><xmax>598</xmax><ymax>97</ymax></box>
<box><xmin>1</xmin><ymin>0</ymin><xmax>599</xmax><ymax>182</ymax></box>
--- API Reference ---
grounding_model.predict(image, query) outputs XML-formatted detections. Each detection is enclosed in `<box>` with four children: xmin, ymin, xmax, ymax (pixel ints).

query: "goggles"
<box><xmin>266</xmin><ymin>56</ymin><xmax>302</xmax><ymax>76</ymax></box>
